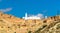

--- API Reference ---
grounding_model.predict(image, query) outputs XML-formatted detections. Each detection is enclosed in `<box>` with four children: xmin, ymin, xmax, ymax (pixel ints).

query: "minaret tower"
<box><xmin>25</xmin><ymin>13</ymin><xmax>28</xmax><ymax>18</ymax></box>
<box><xmin>24</xmin><ymin>12</ymin><xmax>28</xmax><ymax>20</ymax></box>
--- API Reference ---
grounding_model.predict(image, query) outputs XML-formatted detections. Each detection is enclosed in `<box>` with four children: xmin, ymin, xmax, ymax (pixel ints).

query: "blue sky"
<box><xmin>0</xmin><ymin>0</ymin><xmax>60</xmax><ymax>18</ymax></box>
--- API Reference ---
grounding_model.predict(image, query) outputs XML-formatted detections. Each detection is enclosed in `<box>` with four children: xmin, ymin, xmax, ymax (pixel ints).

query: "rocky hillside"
<box><xmin>0</xmin><ymin>12</ymin><xmax>60</xmax><ymax>33</ymax></box>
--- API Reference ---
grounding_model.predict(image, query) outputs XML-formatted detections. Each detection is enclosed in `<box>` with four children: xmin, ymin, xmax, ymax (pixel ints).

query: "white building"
<box><xmin>22</xmin><ymin>13</ymin><xmax>47</xmax><ymax>20</ymax></box>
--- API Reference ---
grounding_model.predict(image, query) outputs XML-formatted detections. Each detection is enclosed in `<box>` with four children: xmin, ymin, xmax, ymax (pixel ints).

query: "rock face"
<box><xmin>0</xmin><ymin>12</ymin><xmax>60</xmax><ymax>33</ymax></box>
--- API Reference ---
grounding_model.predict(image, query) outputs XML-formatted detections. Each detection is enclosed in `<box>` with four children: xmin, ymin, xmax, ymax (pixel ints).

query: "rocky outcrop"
<box><xmin>0</xmin><ymin>12</ymin><xmax>60</xmax><ymax>33</ymax></box>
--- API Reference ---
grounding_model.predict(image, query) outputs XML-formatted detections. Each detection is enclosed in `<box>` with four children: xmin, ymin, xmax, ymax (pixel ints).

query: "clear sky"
<box><xmin>0</xmin><ymin>0</ymin><xmax>60</xmax><ymax>18</ymax></box>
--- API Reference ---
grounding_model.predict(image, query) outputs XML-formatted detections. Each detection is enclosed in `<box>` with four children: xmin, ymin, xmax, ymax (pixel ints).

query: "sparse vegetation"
<box><xmin>28</xmin><ymin>31</ymin><xmax>31</xmax><ymax>33</ymax></box>
<box><xmin>0</xmin><ymin>12</ymin><xmax>60</xmax><ymax>33</ymax></box>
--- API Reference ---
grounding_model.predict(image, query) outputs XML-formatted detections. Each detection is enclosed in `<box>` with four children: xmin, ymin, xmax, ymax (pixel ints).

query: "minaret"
<box><xmin>25</xmin><ymin>13</ymin><xmax>27</xmax><ymax>18</ymax></box>
<box><xmin>22</xmin><ymin>13</ymin><xmax>28</xmax><ymax>20</ymax></box>
<box><xmin>24</xmin><ymin>12</ymin><xmax>28</xmax><ymax>20</ymax></box>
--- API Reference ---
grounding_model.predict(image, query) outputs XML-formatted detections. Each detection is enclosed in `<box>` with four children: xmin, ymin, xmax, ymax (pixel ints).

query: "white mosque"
<box><xmin>22</xmin><ymin>13</ymin><xmax>47</xmax><ymax>20</ymax></box>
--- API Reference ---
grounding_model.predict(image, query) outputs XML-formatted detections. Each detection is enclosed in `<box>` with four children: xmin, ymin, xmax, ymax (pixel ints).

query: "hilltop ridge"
<box><xmin>0</xmin><ymin>12</ymin><xmax>60</xmax><ymax>33</ymax></box>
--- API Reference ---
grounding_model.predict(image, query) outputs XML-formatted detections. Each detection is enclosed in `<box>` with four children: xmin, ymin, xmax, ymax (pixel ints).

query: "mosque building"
<box><xmin>22</xmin><ymin>13</ymin><xmax>47</xmax><ymax>20</ymax></box>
